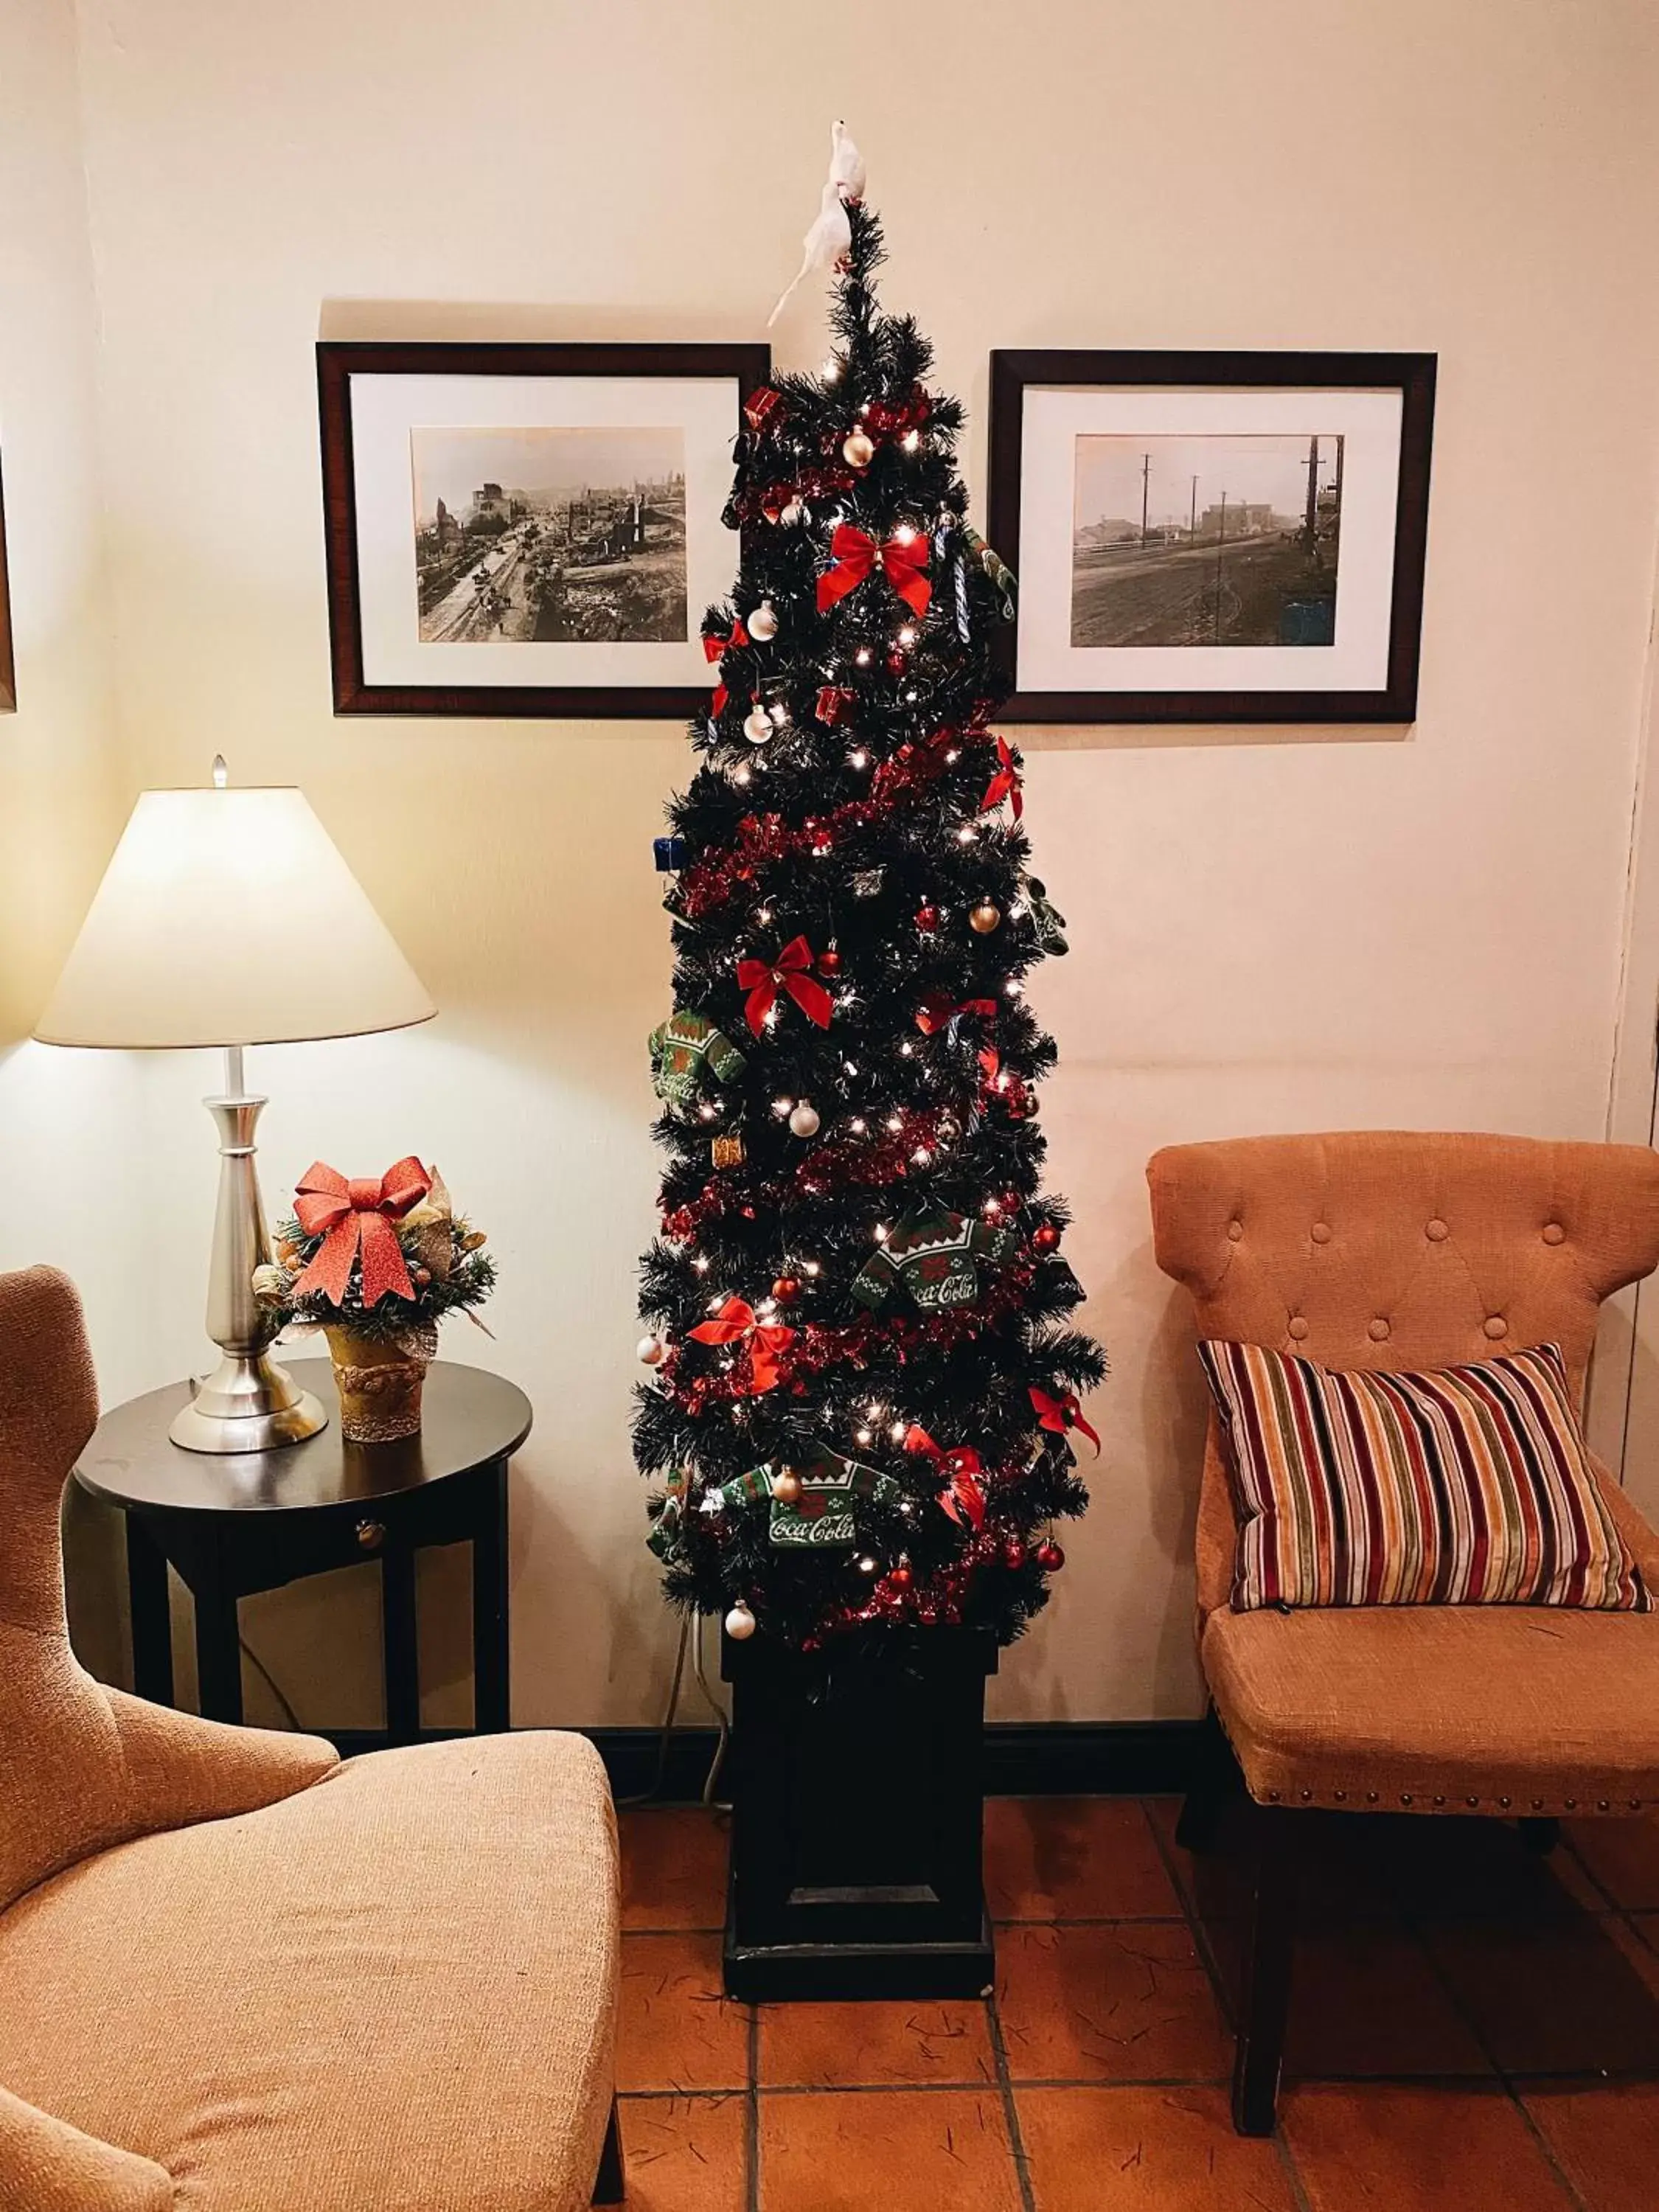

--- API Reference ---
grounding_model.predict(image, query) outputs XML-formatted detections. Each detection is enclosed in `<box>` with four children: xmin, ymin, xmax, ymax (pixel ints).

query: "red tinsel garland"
<box><xmin>675</xmin><ymin>720</ymin><xmax>996</xmax><ymax>920</ymax></box>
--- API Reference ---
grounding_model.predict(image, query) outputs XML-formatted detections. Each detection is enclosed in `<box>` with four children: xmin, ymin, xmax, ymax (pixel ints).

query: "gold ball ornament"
<box><xmin>725</xmin><ymin>1600</ymin><xmax>758</xmax><ymax>1641</ymax></box>
<box><xmin>842</xmin><ymin>430</ymin><xmax>875</xmax><ymax>469</ymax></box>
<box><xmin>970</xmin><ymin>900</ymin><xmax>1003</xmax><ymax>934</ymax></box>
<box><xmin>771</xmin><ymin>1467</ymin><xmax>803</xmax><ymax>1505</ymax></box>
<box><xmin>742</xmin><ymin>705</ymin><xmax>773</xmax><ymax>744</ymax></box>
<box><xmin>747</xmin><ymin>600</ymin><xmax>779</xmax><ymax>641</ymax></box>
<box><xmin>788</xmin><ymin>1101</ymin><xmax>821</xmax><ymax>1139</ymax></box>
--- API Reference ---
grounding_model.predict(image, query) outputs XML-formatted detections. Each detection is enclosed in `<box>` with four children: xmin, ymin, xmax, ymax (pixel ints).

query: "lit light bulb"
<box><xmin>904</xmin><ymin>689</ymin><xmax>917</xmax><ymax>701</ymax></box>
<box><xmin>855</xmin><ymin>647</ymin><xmax>872</xmax><ymax>666</ymax></box>
<box><xmin>888</xmin><ymin>1421</ymin><xmax>907</xmax><ymax>1442</ymax></box>
<box><xmin>892</xmin><ymin>523</ymin><xmax>917</xmax><ymax>544</ymax></box>
<box><xmin>900</xmin><ymin>1040</ymin><xmax>914</xmax><ymax>1056</ymax></box>
<box><xmin>885</xmin><ymin>1115</ymin><xmax>903</xmax><ymax>1132</ymax></box>
<box><xmin>956</xmin><ymin>825</ymin><xmax>976</xmax><ymax>844</ymax></box>
<box><xmin>698</xmin><ymin>1103</ymin><xmax>717</xmax><ymax>1121</ymax></box>
<box><xmin>856</xmin><ymin>1427</ymin><xmax>873</xmax><ymax>1446</ymax></box>
<box><xmin>733</xmin><ymin>765</ymin><xmax>751</xmax><ymax>785</ymax></box>
<box><xmin>874</xmin><ymin>1225</ymin><xmax>889</xmax><ymax>1244</ymax></box>
<box><xmin>803</xmin><ymin>1260</ymin><xmax>821</xmax><ymax>1277</ymax></box>
<box><xmin>902</xmin><ymin>430</ymin><xmax>921</xmax><ymax>452</ymax></box>
<box><xmin>693</xmin><ymin>1254</ymin><xmax>710</xmax><ymax>1272</ymax></box>
<box><xmin>848</xmin><ymin>748</ymin><xmax>869</xmax><ymax>769</ymax></box>
<box><xmin>1006</xmin><ymin>980</ymin><xmax>1023</xmax><ymax>997</ymax></box>
<box><xmin>911</xmin><ymin>1147</ymin><xmax>932</xmax><ymax>1166</ymax></box>
<box><xmin>897</xmin><ymin>626</ymin><xmax>917</xmax><ymax>648</ymax></box>
<box><xmin>706</xmin><ymin>1295</ymin><xmax>726</xmax><ymax>1313</ymax></box>
<box><xmin>822</xmin><ymin>356</ymin><xmax>842</xmax><ymax>381</ymax></box>
<box><xmin>773</xmin><ymin>1097</ymin><xmax>793</xmax><ymax>1116</ymax></box>
<box><xmin>944</xmin><ymin>748</ymin><xmax>960</xmax><ymax>763</ymax></box>
<box><xmin>849</xmin><ymin>1117</ymin><xmax>867</xmax><ymax>1135</ymax></box>
<box><xmin>757</xmin><ymin>905</ymin><xmax>773</xmax><ymax>923</ymax></box>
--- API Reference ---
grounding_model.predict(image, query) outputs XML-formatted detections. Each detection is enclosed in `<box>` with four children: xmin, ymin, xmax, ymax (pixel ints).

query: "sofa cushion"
<box><xmin>0</xmin><ymin>1731</ymin><xmax>617</xmax><ymax>2212</ymax></box>
<box><xmin>1197</xmin><ymin>1337</ymin><xmax>1648</xmax><ymax>1612</ymax></box>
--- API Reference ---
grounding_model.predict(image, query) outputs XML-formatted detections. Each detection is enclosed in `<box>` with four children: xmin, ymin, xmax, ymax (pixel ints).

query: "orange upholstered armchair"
<box><xmin>1148</xmin><ymin>1131</ymin><xmax>1659</xmax><ymax>2134</ymax></box>
<box><xmin>0</xmin><ymin>1265</ymin><xmax>622</xmax><ymax>2211</ymax></box>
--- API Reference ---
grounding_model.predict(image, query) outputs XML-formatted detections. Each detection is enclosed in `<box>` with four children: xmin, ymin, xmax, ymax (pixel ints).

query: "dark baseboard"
<box><xmin>321</xmin><ymin>1719</ymin><xmax>1204</xmax><ymax>1801</ymax></box>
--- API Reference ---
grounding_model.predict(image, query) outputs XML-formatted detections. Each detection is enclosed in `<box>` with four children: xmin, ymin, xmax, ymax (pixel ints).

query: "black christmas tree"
<box><xmin>635</xmin><ymin>197</ymin><xmax>1102</xmax><ymax>1655</ymax></box>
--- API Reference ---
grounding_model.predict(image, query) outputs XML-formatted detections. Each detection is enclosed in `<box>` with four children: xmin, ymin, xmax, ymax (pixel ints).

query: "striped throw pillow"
<box><xmin>1197</xmin><ymin>1339</ymin><xmax>1649</xmax><ymax>1613</ymax></box>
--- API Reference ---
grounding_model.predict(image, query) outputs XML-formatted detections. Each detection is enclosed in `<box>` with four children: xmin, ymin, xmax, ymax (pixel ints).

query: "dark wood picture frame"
<box><xmin>0</xmin><ymin>456</ymin><xmax>15</xmax><ymax>714</ymax></box>
<box><xmin>317</xmin><ymin>341</ymin><xmax>771</xmax><ymax>719</ymax></box>
<box><xmin>987</xmin><ymin>349</ymin><xmax>1436</xmax><ymax>724</ymax></box>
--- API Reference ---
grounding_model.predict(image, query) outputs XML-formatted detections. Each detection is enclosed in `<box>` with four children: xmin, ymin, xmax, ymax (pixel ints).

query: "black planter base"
<box><xmin>721</xmin><ymin>1627</ymin><xmax>998</xmax><ymax>2003</ymax></box>
<box><xmin>724</xmin><ymin>1899</ymin><xmax>995</xmax><ymax>2003</ymax></box>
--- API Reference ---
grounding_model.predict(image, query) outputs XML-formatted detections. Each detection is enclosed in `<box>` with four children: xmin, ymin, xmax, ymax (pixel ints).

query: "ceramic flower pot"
<box><xmin>324</xmin><ymin>1324</ymin><xmax>437</xmax><ymax>1444</ymax></box>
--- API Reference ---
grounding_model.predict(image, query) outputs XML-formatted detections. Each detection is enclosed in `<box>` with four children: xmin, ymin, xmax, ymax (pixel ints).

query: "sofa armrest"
<box><xmin>0</xmin><ymin>2083</ymin><xmax>172</xmax><ymax>2209</ymax></box>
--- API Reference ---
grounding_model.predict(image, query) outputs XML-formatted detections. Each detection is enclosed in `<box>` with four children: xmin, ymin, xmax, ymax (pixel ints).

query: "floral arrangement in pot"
<box><xmin>252</xmin><ymin>1158</ymin><xmax>495</xmax><ymax>1443</ymax></box>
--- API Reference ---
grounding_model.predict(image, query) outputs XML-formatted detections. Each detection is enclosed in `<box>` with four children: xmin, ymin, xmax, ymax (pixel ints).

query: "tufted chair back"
<box><xmin>0</xmin><ymin>1265</ymin><xmax>335</xmax><ymax>1917</ymax></box>
<box><xmin>1148</xmin><ymin>1133</ymin><xmax>1659</xmax><ymax>1614</ymax></box>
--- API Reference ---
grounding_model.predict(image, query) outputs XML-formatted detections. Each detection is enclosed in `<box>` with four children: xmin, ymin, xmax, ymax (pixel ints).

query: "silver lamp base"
<box><xmin>170</xmin><ymin>1352</ymin><xmax>328</xmax><ymax>1454</ymax></box>
<box><xmin>170</xmin><ymin>1043</ymin><xmax>331</xmax><ymax>1455</ymax></box>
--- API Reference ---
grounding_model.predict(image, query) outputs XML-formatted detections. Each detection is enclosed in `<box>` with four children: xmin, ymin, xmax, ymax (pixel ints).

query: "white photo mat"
<box><xmin>1015</xmin><ymin>383</ymin><xmax>1405</xmax><ymax>697</ymax></box>
<box><xmin>349</xmin><ymin>373</ymin><xmax>742</xmax><ymax>689</ymax></box>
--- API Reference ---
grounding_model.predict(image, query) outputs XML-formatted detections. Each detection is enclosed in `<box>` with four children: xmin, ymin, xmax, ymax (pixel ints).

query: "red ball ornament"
<box><xmin>888</xmin><ymin>1565</ymin><xmax>913</xmax><ymax>1590</ymax></box>
<box><xmin>915</xmin><ymin>902</ymin><xmax>939</xmax><ymax>931</ymax></box>
<box><xmin>817</xmin><ymin>947</ymin><xmax>842</xmax><ymax>977</ymax></box>
<box><xmin>771</xmin><ymin>1276</ymin><xmax>801</xmax><ymax>1304</ymax></box>
<box><xmin>1035</xmin><ymin>1540</ymin><xmax>1066</xmax><ymax>1573</ymax></box>
<box><xmin>1003</xmin><ymin>1538</ymin><xmax>1028</xmax><ymax>1570</ymax></box>
<box><xmin>1032</xmin><ymin>1223</ymin><xmax>1061</xmax><ymax>1253</ymax></box>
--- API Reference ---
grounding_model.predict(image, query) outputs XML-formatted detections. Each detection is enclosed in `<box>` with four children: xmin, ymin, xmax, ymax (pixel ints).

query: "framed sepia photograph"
<box><xmin>318</xmin><ymin>341</ymin><xmax>771</xmax><ymax>717</ymax></box>
<box><xmin>987</xmin><ymin>351</ymin><xmax>1436</xmax><ymax>723</ymax></box>
<box><xmin>0</xmin><ymin>456</ymin><xmax>14</xmax><ymax>713</ymax></box>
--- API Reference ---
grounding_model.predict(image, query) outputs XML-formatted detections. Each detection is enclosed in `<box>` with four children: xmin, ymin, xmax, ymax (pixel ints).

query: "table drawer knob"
<box><xmin>355</xmin><ymin>1518</ymin><xmax>386</xmax><ymax>1551</ymax></box>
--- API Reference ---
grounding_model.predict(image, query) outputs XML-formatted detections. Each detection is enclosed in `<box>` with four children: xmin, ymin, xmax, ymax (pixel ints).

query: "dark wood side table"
<box><xmin>74</xmin><ymin>1359</ymin><xmax>532</xmax><ymax>1743</ymax></box>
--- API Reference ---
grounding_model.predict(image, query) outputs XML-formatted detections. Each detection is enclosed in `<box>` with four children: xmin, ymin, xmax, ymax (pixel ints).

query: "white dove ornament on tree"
<box><xmin>768</xmin><ymin>121</ymin><xmax>867</xmax><ymax>326</ymax></box>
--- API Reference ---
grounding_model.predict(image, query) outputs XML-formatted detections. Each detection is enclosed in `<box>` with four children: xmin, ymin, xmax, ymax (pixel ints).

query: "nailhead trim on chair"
<box><xmin>1211</xmin><ymin>1700</ymin><xmax>1657</xmax><ymax>1816</ymax></box>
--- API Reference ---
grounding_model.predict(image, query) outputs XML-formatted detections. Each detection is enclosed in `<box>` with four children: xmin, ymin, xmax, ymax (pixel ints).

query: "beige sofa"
<box><xmin>0</xmin><ymin>1265</ymin><xmax>621</xmax><ymax>2211</ymax></box>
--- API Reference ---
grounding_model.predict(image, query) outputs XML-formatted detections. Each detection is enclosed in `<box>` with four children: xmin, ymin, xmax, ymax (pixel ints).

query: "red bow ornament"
<box><xmin>704</xmin><ymin>617</ymin><xmax>748</xmax><ymax>717</ymax></box>
<box><xmin>915</xmin><ymin>992</ymin><xmax>999</xmax><ymax>1037</ymax></box>
<box><xmin>737</xmin><ymin>936</ymin><xmax>835</xmax><ymax>1037</ymax></box>
<box><xmin>291</xmin><ymin>1158</ymin><xmax>433</xmax><ymax>1308</ymax></box>
<box><xmin>1030</xmin><ymin>1385</ymin><xmax>1101</xmax><ymax>1457</ymax></box>
<box><xmin>904</xmin><ymin>1425</ymin><xmax>987</xmax><ymax>1529</ymax></box>
<box><xmin>816</xmin><ymin>523</ymin><xmax>932</xmax><ymax>617</ymax></box>
<box><xmin>979</xmin><ymin>736</ymin><xmax>1023</xmax><ymax>820</ymax></box>
<box><xmin>688</xmin><ymin>1297</ymin><xmax>796</xmax><ymax>1394</ymax></box>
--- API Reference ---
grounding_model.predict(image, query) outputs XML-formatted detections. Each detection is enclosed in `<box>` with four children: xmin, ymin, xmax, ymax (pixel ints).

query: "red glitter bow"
<box><xmin>1030</xmin><ymin>1385</ymin><xmax>1101</xmax><ymax>1457</ymax></box>
<box><xmin>816</xmin><ymin>524</ymin><xmax>931</xmax><ymax>616</ymax></box>
<box><xmin>688</xmin><ymin>1298</ymin><xmax>795</xmax><ymax>1394</ymax></box>
<box><xmin>737</xmin><ymin>936</ymin><xmax>835</xmax><ymax>1036</ymax></box>
<box><xmin>745</xmin><ymin>386</ymin><xmax>785</xmax><ymax>434</ymax></box>
<box><xmin>980</xmin><ymin>736</ymin><xmax>1023</xmax><ymax>820</ymax></box>
<box><xmin>704</xmin><ymin>618</ymin><xmax>748</xmax><ymax>717</ymax></box>
<box><xmin>291</xmin><ymin>1157</ymin><xmax>432</xmax><ymax>1308</ymax></box>
<box><xmin>904</xmin><ymin>1425</ymin><xmax>987</xmax><ymax>1529</ymax></box>
<box><xmin>915</xmin><ymin>992</ymin><xmax>999</xmax><ymax>1037</ymax></box>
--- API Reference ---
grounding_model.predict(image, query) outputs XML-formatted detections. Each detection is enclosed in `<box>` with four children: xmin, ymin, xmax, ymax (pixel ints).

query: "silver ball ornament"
<box><xmin>747</xmin><ymin>600</ymin><xmax>779</xmax><ymax>642</ymax></box>
<box><xmin>842</xmin><ymin>430</ymin><xmax>875</xmax><ymax>469</ymax></box>
<box><xmin>788</xmin><ymin>1101</ymin><xmax>821</xmax><ymax>1138</ymax></box>
<box><xmin>724</xmin><ymin>1600</ymin><xmax>757</xmax><ymax>1641</ymax></box>
<box><xmin>742</xmin><ymin>706</ymin><xmax>774</xmax><ymax>744</ymax></box>
<box><xmin>636</xmin><ymin>1333</ymin><xmax>667</xmax><ymax>1368</ymax></box>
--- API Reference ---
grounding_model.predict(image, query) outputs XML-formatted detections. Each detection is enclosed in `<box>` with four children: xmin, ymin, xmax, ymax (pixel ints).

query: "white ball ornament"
<box><xmin>636</xmin><ymin>1333</ymin><xmax>667</xmax><ymax>1367</ymax></box>
<box><xmin>788</xmin><ymin>1101</ymin><xmax>821</xmax><ymax>1138</ymax></box>
<box><xmin>747</xmin><ymin>600</ymin><xmax>779</xmax><ymax>642</ymax></box>
<box><xmin>725</xmin><ymin>1600</ymin><xmax>758</xmax><ymax>1641</ymax></box>
<box><xmin>742</xmin><ymin>706</ymin><xmax>774</xmax><ymax>744</ymax></box>
<box><xmin>780</xmin><ymin>498</ymin><xmax>806</xmax><ymax>527</ymax></box>
<box><xmin>842</xmin><ymin>430</ymin><xmax>875</xmax><ymax>470</ymax></box>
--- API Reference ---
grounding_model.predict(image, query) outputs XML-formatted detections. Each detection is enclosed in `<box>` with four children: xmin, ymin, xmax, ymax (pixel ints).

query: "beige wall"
<box><xmin>4</xmin><ymin>0</ymin><xmax>1658</xmax><ymax>1728</ymax></box>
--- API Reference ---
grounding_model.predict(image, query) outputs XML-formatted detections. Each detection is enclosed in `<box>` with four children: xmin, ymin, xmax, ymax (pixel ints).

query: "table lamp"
<box><xmin>34</xmin><ymin>761</ymin><xmax>436</xmax><ymax>1453</ymax></box>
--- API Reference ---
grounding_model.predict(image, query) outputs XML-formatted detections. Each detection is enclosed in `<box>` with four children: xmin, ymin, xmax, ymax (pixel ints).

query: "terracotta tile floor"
<box><xmin>616</xmin><ymin>1798</ymin><xmax>1659</xmax><ymax>2208</ymax></box>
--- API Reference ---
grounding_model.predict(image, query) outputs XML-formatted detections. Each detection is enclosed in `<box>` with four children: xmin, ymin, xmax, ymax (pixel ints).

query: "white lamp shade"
<box><xmin>35</xmin><ymin>785</ymin><xmax>437</xmax><ymax>1049</ymax></box>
